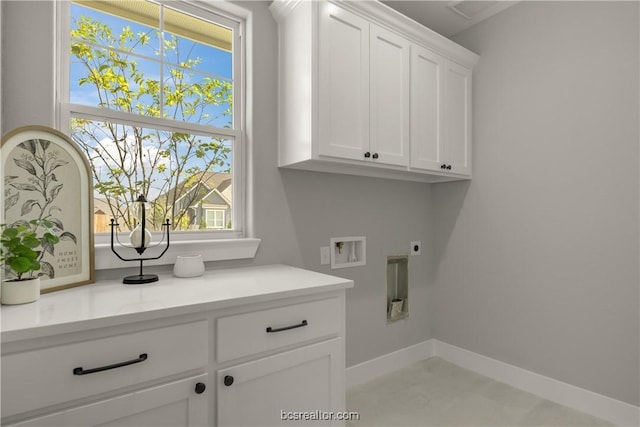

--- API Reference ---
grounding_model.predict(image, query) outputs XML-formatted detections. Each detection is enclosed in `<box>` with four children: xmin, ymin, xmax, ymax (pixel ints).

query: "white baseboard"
<box><xmin>346</xmin><ymin>339</ymin><xmax>639</xmax><ymax>426</ymax></box>
<box><xmin>346</xmin><ymin>340</ymin><xmax>435</xmax><ymax>388</ymax></box>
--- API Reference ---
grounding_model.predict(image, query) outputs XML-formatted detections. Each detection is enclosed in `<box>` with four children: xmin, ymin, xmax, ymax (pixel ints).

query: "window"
<box><xmin>205</xmin><ymin>209</ymin><xmax>225</xmax><ymax>229</ymax></box>
<box><xmin>60</xmin><ymin>0</ymin><xmax>243</xmax><ymax>239</ymax></box>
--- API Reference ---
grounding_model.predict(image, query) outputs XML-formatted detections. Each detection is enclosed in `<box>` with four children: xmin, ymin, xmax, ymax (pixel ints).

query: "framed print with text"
<box><xmin>2</xmin><ymin>126</ymin><xmax>94</xmax><ymax>292</ymax></box>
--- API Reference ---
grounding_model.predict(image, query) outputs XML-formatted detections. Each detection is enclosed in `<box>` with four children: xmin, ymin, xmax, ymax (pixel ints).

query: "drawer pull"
<box><xmin>266</xmin><ymin>320</ymin><xmax>308</xmax><ymax>333</ymax></box>
<box><xmin>73</xmin><ymin>353</ymin><xmax>148</xmax><ymax>376</ymax></box>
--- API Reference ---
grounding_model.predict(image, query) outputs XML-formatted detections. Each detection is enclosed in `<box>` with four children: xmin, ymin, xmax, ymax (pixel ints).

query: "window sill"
<box><xmin>94</xmin><ymin>238</ymin><xmax>261</xmax><ymax>270</ymax></box>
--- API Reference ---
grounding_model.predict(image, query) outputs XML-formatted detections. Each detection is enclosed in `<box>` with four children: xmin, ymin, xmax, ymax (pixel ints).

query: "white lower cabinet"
<box><xmin>217</xmin><ymin>339</ymin><xmax>343</xmax><ymax>426</ymax></box>
<box><xmin>9</xmin><ymin>374</ymin><xmax>208</xmax><ymax>427</ymax></box>
<box><xmin>216</xmin><ymin>296</ymin><xmax>345</xmax><ymax>426</ymax></box>
<box><xmin>2</xmin><ymin>289</ymin><xmax>347</xmax><ymax>427</ymax></box>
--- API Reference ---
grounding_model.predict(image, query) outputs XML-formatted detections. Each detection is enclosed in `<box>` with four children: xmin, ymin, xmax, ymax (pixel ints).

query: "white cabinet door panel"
<box><xmin>318</xmin><ymin>2</ymin><xmax>370</xmax><ymax>161</ymax></box>
<box><xmin>410</xmin><ymin>44</ymin><xmax>444</xmax><ymax>171</ymax></box>
<box><xmin>217</xmin><ymin>339</ymin><xmax>344</xmax><ymax>426</ymax></box>
<box><xmin>370</xmin><ymin>24</ymin><xmax>410</xmax><ymax>167</ymax></box>
<box><xmin>9</xmin><ymin>375</ymin><xmax>208</xmax><ymax>427</ymax></box>
<box><xmin>444</xmin><ymin>60</ymin><xmax>472</xmax><ymax>175</ymax></box>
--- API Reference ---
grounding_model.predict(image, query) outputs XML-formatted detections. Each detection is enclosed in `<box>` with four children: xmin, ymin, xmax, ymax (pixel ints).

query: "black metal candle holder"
<box><xmin>109</xmin><ymin>195</ymin><xmax>171</xmax><ymax>284</ymax></box>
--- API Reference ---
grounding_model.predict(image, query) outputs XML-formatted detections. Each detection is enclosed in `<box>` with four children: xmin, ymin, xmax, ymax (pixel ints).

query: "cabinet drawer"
<box><xmin>2</xmin><ymin>320</ymin><xmax>208</xmax><ymax>418</ymax></box>
<box><xmin>217</xmin><ymin>297</ymin><xmax>341</xmax><ymax>362</ymax></box>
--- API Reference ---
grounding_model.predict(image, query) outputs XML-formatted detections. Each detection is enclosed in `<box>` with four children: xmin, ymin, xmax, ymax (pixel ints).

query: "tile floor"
<box><xmin>346</xmin><ymin>357</ymin><xmax>614</xmax><ymax>426</ymax></box>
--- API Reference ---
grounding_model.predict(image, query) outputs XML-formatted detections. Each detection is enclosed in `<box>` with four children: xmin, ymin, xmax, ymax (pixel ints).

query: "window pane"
<box><xmin>71</xmin><ymin>3</ymin><xmax>160</xmax><ymax>60</ymax></box>
<box><xmin>70</xmin><ymin>118</ymin><xmax>233</xmax><ymax>233</ymax></box>
<box><xmin>205</xmin><ymin>209</ymin><xmax>225</xmax><ymax>229</ymax></box>
<box><xmin>70</xmin><ymin>1</ymin><xmax>234</xmax><ymax>129</ymax></box>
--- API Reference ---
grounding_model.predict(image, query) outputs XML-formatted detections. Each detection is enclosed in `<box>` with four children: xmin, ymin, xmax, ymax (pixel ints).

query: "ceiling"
<box><xmin>381</xmin><ymin>1</ymin><xmax>520</xmax><ymax>38</ymax></box>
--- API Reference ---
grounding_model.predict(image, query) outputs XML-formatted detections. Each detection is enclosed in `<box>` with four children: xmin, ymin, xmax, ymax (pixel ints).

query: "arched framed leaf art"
<box><xmin>2</xmin><ymin>126</ymin><xmax>94</xmax><ymax>292</ymax></box>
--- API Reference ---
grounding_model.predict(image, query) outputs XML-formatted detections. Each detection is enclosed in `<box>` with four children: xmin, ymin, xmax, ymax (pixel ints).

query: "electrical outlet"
<box><xmin>320</xmin><ymin>246</ymin><xmax>330</xmax><ymax>265</ymax></box>
<box><xmin>410</xmin><ymin>241</ymin><xmax>421</xmax><ymax>256</ymax></box>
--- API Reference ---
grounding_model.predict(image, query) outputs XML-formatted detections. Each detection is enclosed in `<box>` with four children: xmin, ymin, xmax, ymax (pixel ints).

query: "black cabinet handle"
<box><xmin>224</xmin><ymin>375</ymin><xmax>234</xmax><ymax>387</ymax></box>
<box><xmin>266</xmin><ymin>320</ymin><xmax>308</xmax><ymax>333</ymax></box>
<box><xmin>195</xmin><ymin>382</ymin><xmax>206</xmax><ymax>394</ymax></box>
<box><xmin>446</xmin><ymin>165</ymin><xmax>452</xmax><ymax>170</ymax></box>
<box><xmin>364</xmin><ymin>152</ymin><xmax>371</xmax><ymax>158</ymax></box>
<box><xmin>73</xmin><ymin>353</ymin><xmax>148</xmax><ymax>376</ymax></box>
<box><xmin>441</xmin><ymin>164</ymin><xmax>447</xmax><ymax>169</ymax></box>
<box><xmin>372</xmin><ymin>153</ymin><xmax>379</xmax><ymax>159</ymax></box>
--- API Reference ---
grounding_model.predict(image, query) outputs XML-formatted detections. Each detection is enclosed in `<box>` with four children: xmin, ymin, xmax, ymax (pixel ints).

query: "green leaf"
<box><xmin>2</xmin><ymin>228</ymin><xmax>18</xmax><ymax>239</ymax></box>
<box><xmin>43</xmin><ymin>232</ymin><xmax>60</xmax><ymax>245</ymax></box>
<box><xmin>22</xmin><ymin>236</ymin><xmax>41</xmax><ymax>249</ymax></box>
<box><xmin>7</xmin><ymin>256</ymin><xmax>32</xmax><ymax>274</ymax></box>
<box><xmin>12</xmin><ymin>246</ymin><xmax>37</xmax><ymax>258</ymax></box>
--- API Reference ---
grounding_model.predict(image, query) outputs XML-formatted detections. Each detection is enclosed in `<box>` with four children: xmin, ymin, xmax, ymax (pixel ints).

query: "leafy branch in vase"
<box><xmin>4</xmin><ymin>139</ymin><xmax>78</xmax><ymax>279</ymax></box>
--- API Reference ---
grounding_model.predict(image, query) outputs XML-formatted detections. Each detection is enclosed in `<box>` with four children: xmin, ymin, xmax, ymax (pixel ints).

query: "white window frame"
<box><xmin>56</xmin><ymin>0</ymin><xmax>259</xmax><ymax>269</ymax></box>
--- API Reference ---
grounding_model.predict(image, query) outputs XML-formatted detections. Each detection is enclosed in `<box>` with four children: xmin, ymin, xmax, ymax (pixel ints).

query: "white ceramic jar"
<box><xmin>173</xmin><ymin>255</ymin><xmax>205</xmax><ymax>278</ymax></box>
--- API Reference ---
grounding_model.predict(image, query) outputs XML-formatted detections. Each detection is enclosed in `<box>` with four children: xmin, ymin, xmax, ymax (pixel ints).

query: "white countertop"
<box><xmin>1</xmin><ymin>264</ymin><xmax>353</xmax><ymax>343</ymax></box>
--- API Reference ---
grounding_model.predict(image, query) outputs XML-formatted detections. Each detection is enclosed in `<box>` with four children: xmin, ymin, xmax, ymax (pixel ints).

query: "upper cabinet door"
<box><xmin>410</xmin><ymin>44</ymin><xmax>444</xmax><ymax>172</ymax></box>
<box><xmin>370</xmin><ymin>24</ymin><xmax>410</xmax><ymax>167</ymax></box>
<box><xmin>444</xmin><ymin>60</ymin><xmax>472</xmax><ymax>176</ymax></box>
<box><xmin>318</xmin><ymin>2</ymin><xmax>370</xmax><ymax>161</ymax></box>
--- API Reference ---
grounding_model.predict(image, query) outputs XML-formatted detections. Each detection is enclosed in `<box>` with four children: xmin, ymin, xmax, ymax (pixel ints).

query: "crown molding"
<box><xmin>269</xmin><ymin>0</ymin><xmax>479</xmax><ymax>68</ymax></box>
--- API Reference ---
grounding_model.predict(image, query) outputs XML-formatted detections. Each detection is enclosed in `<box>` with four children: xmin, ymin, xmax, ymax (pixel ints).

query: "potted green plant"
<box><xmin>0</xmin><ymin>220</ymin><xmax>60</xmax><ymax>305</ymax></box>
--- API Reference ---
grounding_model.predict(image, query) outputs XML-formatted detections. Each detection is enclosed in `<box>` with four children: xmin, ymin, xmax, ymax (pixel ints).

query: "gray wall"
<box><xmin>433</xmin><ymin>1</ymin><xmax>639</xmax><ymax>405</ymax></box>
<box><xmin>0</xmin><ymin>1</ymin><xmax>433</xmax><ymax>369</ymax></box>
<box><xmin>2</xmin><ymin>0</ymin><xmax>638</xmax><ymax>407</ymax></box>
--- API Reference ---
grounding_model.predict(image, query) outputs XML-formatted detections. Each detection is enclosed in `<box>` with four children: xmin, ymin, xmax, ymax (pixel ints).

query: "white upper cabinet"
<box><xmin>270</xmin><ymin>0</ymin><xmax>479</xmax><ymax>183</ymax></box>
<box><xmin>318</xmin><ymin>4</ymin><xmax>409</xmax><ymax>167</ymax></box>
